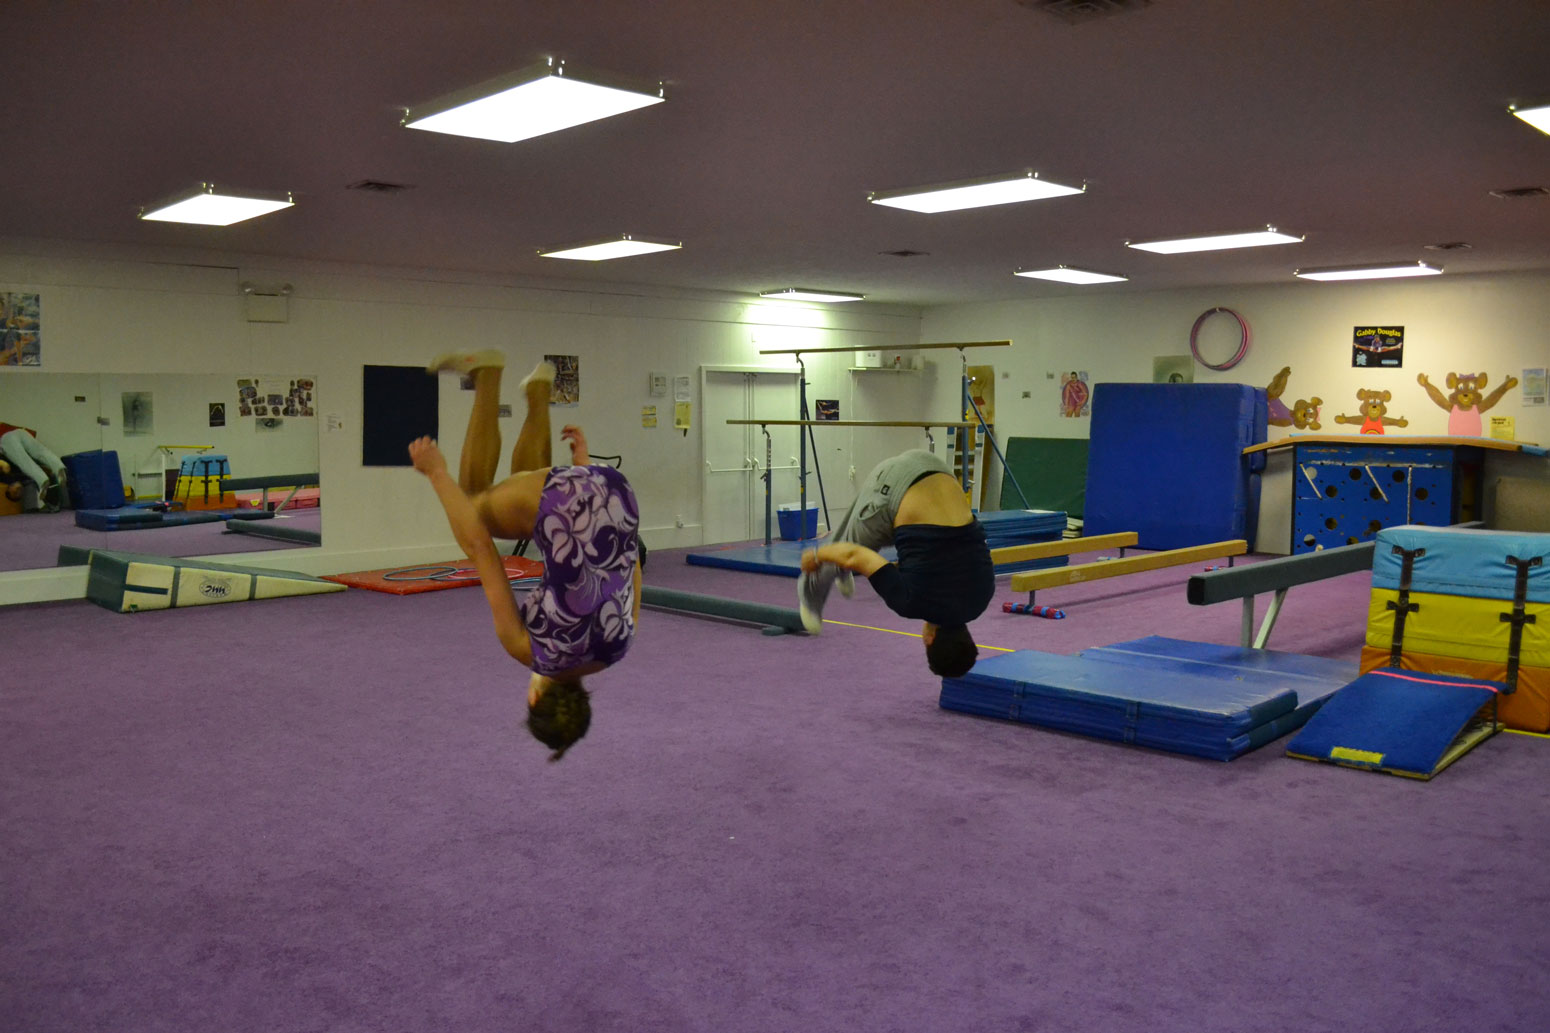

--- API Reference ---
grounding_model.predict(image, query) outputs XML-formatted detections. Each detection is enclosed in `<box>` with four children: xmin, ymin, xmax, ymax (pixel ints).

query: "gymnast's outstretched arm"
<box><xmin>410</xmin><ymin>436</ymin><xmax>533</xmax><ymax>665</ymax></box>
<box><xmin>800</xmin><ymin>542</ymin><xmax>889</xmax><ymax>577</ymax></box>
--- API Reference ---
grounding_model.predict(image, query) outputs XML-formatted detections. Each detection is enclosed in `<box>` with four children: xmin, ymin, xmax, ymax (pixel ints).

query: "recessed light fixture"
<box><xmin>403</xmin><ymin>57</ymin><xmax>664</xmax><ymax>143</ymax></box>
<box><xmin>1294</xmin><ymin>261</ymin><xmax>1442</xmax><ymax>282</ymax></box>
<box><xmin>1013</xmin><ymin>266</ymin><xmax>1128</xmax><ymax>285</ymax></box>
<box><xmin>1508</xmin><ymin>100</ymin><xmax>1550</xmax><ymax>136</ymax></box>
<box><xmin>868</xmin><ymin>170</ymin><xmax>1085</xmax><ymax>213</ymax></box>
<box><xmin>759</xmin><ymin>289</ymin><xmax>866</xmax><ymax>303</ymax></box>
<box><xmin>1126</xmin><ymin>226</ymin><xmax>1304</xmax><ymax>254</ymax></box>
<box><xmin>138</xmin><ymin>183</ymin><xmax>294</xmax><ymax>226</ymax></box>
<box><xmin>537</xmin><ymin>235</ymin><xmax>681</xmax><ymax>261</ymax></box>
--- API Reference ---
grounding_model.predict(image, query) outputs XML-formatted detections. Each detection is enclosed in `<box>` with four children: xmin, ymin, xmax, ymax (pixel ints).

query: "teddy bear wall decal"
<box><xmin>1416</xmin><ymin>371</ymin><xmax>1518</xmax><ymax>436</ymax></box>
<box><xmin>1266</xmin><ymin>366</ymin><xmax>1323</xmax><ymax>430</ymax></box>
<box><xmin>1332</xmin><ymin>388</ymin><xmax>1408</xmax><ymax>435</ymax></box>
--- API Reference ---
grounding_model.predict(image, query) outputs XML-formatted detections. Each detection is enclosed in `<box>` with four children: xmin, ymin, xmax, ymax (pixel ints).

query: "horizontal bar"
<box><xmin>641</xmin><ymin>585</ymin><xmax>807</xmax><ymax>634</ymax></box>
<box><xmin>1010</xmin><ymin>540</ymin><xmax>1247</xmax><ymax>593</ymax></box>
<box><xmin>726</xmin><ymin>420</ymin><xmax>976</xmax><ymax>428</ymax></box>
<box><xmin>990</xmin><ymin>532</ymin><xmax>1137</xmax><ymax>565</ymax></box>
<box><xmin>757</xmin><ymin>341</ymin><xmax>1011</xmax><ymax>356</ymax></box>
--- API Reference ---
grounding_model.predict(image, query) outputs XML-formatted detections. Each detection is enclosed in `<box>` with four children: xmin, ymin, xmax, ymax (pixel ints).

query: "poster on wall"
<box><xmin>122</xmin><ymin>391</ymin><xmax>154</xmax><ymax>434</ymax></box>
<box><xmin>815</xmin><ymin>399</ymin><xmax>839</xmax><ymax>421</ymax></box>
<box><xmin>1</xmin><ymin>292</ymin><xmax>41</xmax><ymax>366</ymax></box>
<box><xmin>209</xmin><ymin>402</ymin><xmax>225</xmax><ymax>428</ymax></box>
<box><xmin>545</xmin><ymin>354</ymin><xmax>580</xmax><ymax>406</ymax></box>
<box><xmin>1058</xmin><ymin>371</ymin><xmax>1090</xmax><ymax>418</ymax></box>
<box><xmin>1352</xmin><ymin>325</ymin><xmax>1404</xmax><ymax>368</ymax></box>
<box><xmin>1521</xmin><ymin>367</ymin><xmax>1546</xmax><ymax>406</ymax></box>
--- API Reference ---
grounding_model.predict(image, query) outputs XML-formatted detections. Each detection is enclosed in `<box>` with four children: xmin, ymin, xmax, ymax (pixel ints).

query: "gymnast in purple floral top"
<box><xmin>412</xmin><ymin>350</ymin><xmax>641</xmax><ymax>760</ymax></box>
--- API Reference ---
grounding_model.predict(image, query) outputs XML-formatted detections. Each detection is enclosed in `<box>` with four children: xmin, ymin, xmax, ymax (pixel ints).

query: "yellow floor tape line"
<box><xmin>1504</xmin><ymin>728</ymin><xmax>1550</xmax><ymax>739</ymax></box>
<box><xmin>820</xmin><ymin>619</ymin><xmax>1015</xmax><ymax>652</ymax></box>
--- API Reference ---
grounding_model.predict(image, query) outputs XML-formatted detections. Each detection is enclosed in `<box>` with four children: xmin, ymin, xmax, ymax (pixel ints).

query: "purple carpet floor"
<box><xmin>0</xmin><ymin>506</ymin><xmax>323</xmax><ymax>572</ymax></box>
<box><xmin>3</xmin><ymin>545</ymin><xmax>1547</xmax><ymax>1032</ymax></box>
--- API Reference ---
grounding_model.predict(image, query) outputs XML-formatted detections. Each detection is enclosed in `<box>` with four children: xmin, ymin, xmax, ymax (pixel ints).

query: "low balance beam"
<box><xmin>990</xmin><ymin>532</ymin><xmax>1137</xmax><ymax>566</ymax></box>
<box><xmin>1009</xmin><ymin>539</ymin><xmax>1248</xmax><ymax>602</ymax></box>
<box><xmin>641</xmin><ymin>585</ymin><xmax>807</xmax><ymax>636</ymax></box>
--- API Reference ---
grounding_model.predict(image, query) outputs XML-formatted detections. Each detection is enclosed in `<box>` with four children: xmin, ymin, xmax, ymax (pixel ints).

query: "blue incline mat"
<box><xmin>1285</xmin><ymin>668</ymin><xmax>1503</xmax><ymax>778</ymax></box>
<box><xmin>939</xmin><ymin>636</ymin><xmax>1353</xmax><ymax>761</ymax></box>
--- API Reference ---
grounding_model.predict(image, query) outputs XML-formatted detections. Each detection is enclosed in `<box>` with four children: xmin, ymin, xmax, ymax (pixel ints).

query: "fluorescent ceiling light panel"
<box><xmin>759</xmin><ymin>289</ymin><xmax>866</xmax><ymax>302</ymax></box>
<box><xmin>1014</xmin><ymin>266</ymin><xmax>1128</xmax><ymax>285</ymax></box>
<box><xmin>138</xmin><ymin>183</ymin><xmax>294</xmax><ymax>226</ymax></box>
<box><xmin>1509</xmin><ymin>101</ymin><xmax>1550</xmax><ymax>136</ymax></box>
<box><xmin>403</xmin><ymin>57</ymin><xmax>664</xmax><ymax>143</ymax></box>
<box><xmin>1126</xmin><ymin>226</ymin><xmax>1304</xmax><ymax>254</ymax></box>
<box><xmin>538</xmin><ymin>235</ymin><xmax>681</xmax><ymax>261</ymax></box>
<box><xmin>868</xmin><ymin>170</ymin><xmax>1084</xmax><ymax>213</ymax></box>
<box><xmin>1295</xmin><ymin>261</ymin><xmax>1442</xmax><ymax>282</ymax></box>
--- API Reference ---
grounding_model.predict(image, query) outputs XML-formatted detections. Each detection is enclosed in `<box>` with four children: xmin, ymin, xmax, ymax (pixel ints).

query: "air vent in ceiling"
<box><xmin>879</xmin><ymin>249</ymin><xmax>930</xmax><ymax>258</ymax></box>
<box><xmin>1017</xmin><ymin>0</ymin><xmax>1153</xmax><ymax>25</ymax></box>
<box><xmin>1488</xmin><ymin>185</ymin><xmax>1549</xmax><ymax>200</ymax></box>
<box><xmin>346</xmin><ymin>179</ymin><xmax>413</xmax><ymax>194</ymax></box>
<box><xmin>1423</xmin><ymin>241</ymin><xmax>1472</xmax><ymax>251</ymax></box>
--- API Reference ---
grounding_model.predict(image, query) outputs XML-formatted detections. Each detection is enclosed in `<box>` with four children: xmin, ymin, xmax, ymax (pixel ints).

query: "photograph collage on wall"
<box><xmin>237</xmin><ymin>376</ymin><xmax>315</xmax><ymax>424</ymax></box>
<box><xmin>1</xmin><ymin>292</ymin><xmax>42</xmax><ymax>366</ymax></box>
<box><xmin>544</xmin><ymin>354</ymin><xmax>580</xmax><ymax>406</ymax></box>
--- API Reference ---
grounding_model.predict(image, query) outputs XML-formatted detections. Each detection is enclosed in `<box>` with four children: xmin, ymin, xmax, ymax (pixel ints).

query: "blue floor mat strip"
<box><xmin>939</xmin><ymin>636</ymin><xmax>1355</xmax><ymax>761</ymax></box>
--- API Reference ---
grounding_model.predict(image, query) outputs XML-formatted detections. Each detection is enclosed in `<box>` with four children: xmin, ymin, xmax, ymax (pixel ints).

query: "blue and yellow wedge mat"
<box><xmin>80</xmin><ymin>549</ymin><xmax>344</xmax><ymax>613</ymax></box>
<box><xmin>1285</xmin><ymin>668</ymin><xmax>1503</xmax><ymax>780</ymax></box>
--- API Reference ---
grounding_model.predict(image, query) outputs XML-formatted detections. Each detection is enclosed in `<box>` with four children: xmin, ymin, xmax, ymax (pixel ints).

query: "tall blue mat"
<box><xmin>940</xmin><ymin>636</ymin><xmax>1353</xmax><ymax>761</ymax></box>
<box><xmin>1084</xmin><ymin>383</ymin><xmax>1267</xmax><ymax>551</ymax></box>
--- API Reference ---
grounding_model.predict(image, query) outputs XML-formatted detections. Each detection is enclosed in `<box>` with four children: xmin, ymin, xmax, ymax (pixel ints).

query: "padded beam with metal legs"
<box><xmin>1188</xmin><ymin>541</ymin><xmax>1375</xmax><ymax>649</ymax></box>
<box><xmin>990</xmin><ymin>531</ymin><xmax>1136</xmax><ymax>566</ymax></box>
<box><xmin>641</xmin><ymin>585</ymin><xmax>807</xmax><ymax>636</ymax></box>
<box><xmin>1010</xmin><ymin>539</ymin><xmax>1246</xmax><ymax>604</ymax></box>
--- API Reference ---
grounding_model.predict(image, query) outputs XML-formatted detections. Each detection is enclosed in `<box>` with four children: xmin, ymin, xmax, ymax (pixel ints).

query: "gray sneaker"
<box><xmin>836</xmin><ymin>568</ymin><xmax>855</xmax><ymax>599</ymax></box>
<box><xmin>796</xmin><ymin>570</ymin><xmax>827</xmax><ymax>634</ymax></box>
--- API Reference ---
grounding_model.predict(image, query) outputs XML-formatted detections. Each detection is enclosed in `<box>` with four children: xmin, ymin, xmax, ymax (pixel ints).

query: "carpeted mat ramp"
<box><xmin>81</xmin><ymin>549</ymin><xmax>344</xmax><ymax>613</ymax></box>
<box><xmin>940</xmin><ymin>635</ymin><xmax>1355</xmax><ymax>760</ymax></box>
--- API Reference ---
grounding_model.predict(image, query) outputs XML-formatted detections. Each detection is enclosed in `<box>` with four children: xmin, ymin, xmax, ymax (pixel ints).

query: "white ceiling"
<box><xmin>7</xmin><ymin>0</ymin><xmax>1550</xmax><ymax>306</ymax></box>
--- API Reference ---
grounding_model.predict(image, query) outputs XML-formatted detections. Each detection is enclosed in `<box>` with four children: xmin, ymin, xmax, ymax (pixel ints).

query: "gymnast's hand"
<box><xmin>408</xmin><ymin>436</ymin><xmax>447</xmax><ymax>477</ymax></box>
<box><xmin>561</xmin><ymin>424</ymin><xmax>590</xmax><ymax>466</ymax></box>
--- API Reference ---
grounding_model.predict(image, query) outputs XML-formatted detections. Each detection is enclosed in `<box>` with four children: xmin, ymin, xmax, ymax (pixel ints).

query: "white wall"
<box><xmin>919</xmin><ymin>271</ymin><xmax>1550</xmax><ymax>550</ymax></box>
<box><xmin>0</xmin><ymin>239</ymin><xmax>924</xmax><ymax>604</ymax></box>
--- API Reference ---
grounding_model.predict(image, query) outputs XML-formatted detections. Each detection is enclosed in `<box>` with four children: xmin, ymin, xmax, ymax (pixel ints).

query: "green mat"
<box><xmin>998</xmin><ymin>437</ymin><xmax>1089</xmax><ymax>517</ymax></box>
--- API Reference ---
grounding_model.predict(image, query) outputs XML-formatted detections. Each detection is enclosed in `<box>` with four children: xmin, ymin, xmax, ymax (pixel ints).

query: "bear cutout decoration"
<box><xmin>1416</xmin><ymin>371</ymin><xmax>1518</xmax><ymax>436</ymax></box>
<box><xmin>1266</xmin><ymin>366</ymin><xmax>1322</xmax><ymax>430</ymax></box>
<box><xmin>1333</xmin><ymin>389</ymin><xmax>1407</xmax><ymax>435</ymax></box>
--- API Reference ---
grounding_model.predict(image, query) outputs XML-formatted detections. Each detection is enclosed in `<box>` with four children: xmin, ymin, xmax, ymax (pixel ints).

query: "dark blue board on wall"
<box><xmin>363</xmin><ymin>365</ymin><xmax>439</xmax><ymax>467</ymax></box>
<box><xmin>1083</xmin><ymin>383</ymin><xmax>1267</xmax><ymax>551</ymax></box>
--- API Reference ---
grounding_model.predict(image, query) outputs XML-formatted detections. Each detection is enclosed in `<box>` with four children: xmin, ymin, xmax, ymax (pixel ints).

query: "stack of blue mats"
<box><xmin>940</xmin><ymin>635</ymin><xmax>1356</xmax><ymax>760</ymax></box>
<box><xmin>75</xmin><ymin>504</ymin><xmax>271</xmax><ymax>531</ymax></box>
<box><xmin>978</xmin><ymin>509</ymin><xmax>1068</xmax><ymax>574</ymax></box>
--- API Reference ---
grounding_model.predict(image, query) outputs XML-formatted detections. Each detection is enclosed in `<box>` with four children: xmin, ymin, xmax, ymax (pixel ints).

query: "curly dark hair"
<box><xmin>526</xmin><ymin>680</ymin><xmax>592</xmax><ymax>761</ymax></box>
<box><xmin>925</xmin><ymin>624</ymin><xmax>979</xmax><ymax>678</ymax></box>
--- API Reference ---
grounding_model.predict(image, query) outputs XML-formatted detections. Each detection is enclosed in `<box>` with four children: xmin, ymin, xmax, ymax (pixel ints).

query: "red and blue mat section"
<box><xmin>686</xmin><ymin>509</ymin><xmax>1069</xmax><ymax>577</ymax></box>
<box><xmin>939</xmin><ymin>636</ymin><xmax>1512</xmax><ymax>778</ymax></box>
<box><xmin>323</xmin><ymin>555</ymin><xmax>543</xmax><ymax>595</ymax></box>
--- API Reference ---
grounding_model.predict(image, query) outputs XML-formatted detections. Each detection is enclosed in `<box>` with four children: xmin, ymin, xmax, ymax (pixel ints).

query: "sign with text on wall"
<box><xmin>1353</xmin><ymin>326</ymin><xmax>1403</xmax><ymax>368</ymax></box>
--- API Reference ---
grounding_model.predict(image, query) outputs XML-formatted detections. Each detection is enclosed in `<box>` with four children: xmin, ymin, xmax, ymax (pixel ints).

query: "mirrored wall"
<box><xmin>0</xmin><ymin>373</ymin><xmax>320</xmax><ymax>572</ymax></box>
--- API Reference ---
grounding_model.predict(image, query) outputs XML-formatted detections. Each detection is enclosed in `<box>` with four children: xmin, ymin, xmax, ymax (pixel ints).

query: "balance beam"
<box><xmin>1009</xmin><ymin>540</ymin><xmax>1247</xmax><ymax>602</ymax></box>
<box><xmin>641</xmin><ymin>585</ymin><xmax>807</xmax><ymax>636</ymax></box>
<box><xmin>224</xmin><ymin>518</ymin><xmax>321</xmax><ymax>546</ymax></box>
<box><xmin>990</xmin><ymin>532</ymin><xmax>1137</xmax><ymax>566</ymax></box>
<box><xmin>222</xmin><ymin>472</ymin><xmax>320</xmax><ymax>514</ymax></box>
<box><xmin>1188</xmin><ymin>541</ymin><xmax>1373</xmax><ymax>649</ymax></box>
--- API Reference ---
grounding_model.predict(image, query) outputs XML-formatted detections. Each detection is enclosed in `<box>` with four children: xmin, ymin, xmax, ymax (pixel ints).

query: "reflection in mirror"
<box><xmin>0</xmin><ymin>373</ymin><xmax>321</xmax><ymax>573</ymax></box>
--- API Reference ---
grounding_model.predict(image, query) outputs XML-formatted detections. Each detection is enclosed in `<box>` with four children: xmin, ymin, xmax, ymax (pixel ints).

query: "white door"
<box><xmin>701</xmin><ymin>368</ymin><xmax>801</xmax><ymax>544</ymax></box>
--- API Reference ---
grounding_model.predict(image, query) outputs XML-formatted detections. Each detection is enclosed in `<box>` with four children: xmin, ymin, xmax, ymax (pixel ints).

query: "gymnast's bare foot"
<box><xmin>426</xmin><ymin>349</ymin><xmax>506</xmax><ymax>374</ymax></box>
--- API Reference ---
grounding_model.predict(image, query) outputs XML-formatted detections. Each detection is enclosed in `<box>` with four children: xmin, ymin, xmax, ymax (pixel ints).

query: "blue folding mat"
<box><xmin>686</xmin><ymin>508</ymin><xmax>1069</xmax><ymax>577</ymax></box>
<box><xmin>75</xmin><ymin>503</ymin><xmax>272</xmax><ymax>531</ymax></box>
<box><xmin>1285</xmin><ymin>668</ymin><xmax>1505</xmax><ymax>779</ymax></box>
<box><xmin>939</xmin><ymin>635</ymin><xmax>1355</xmax><ymax>760</ymax></box>
<box><xmin>1083</xmin><ymin>383</ymin><xmax>1267</xmax><ymax>551</ymax></box>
